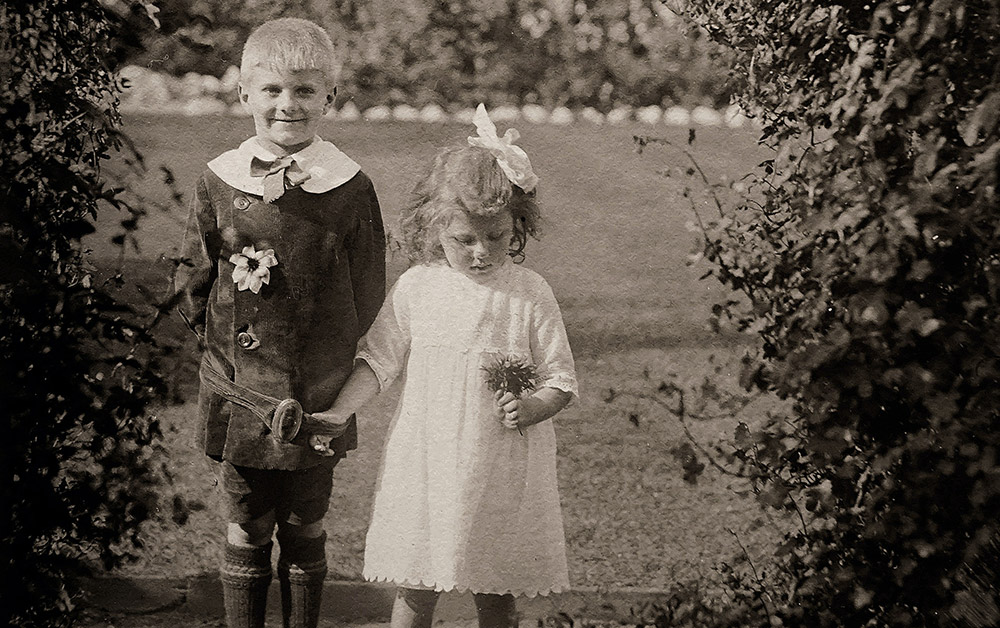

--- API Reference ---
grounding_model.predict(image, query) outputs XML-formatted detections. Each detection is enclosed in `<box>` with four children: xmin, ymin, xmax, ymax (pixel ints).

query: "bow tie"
<box><xmin>249</xmin><ymin>155</ymin><xmax>312</xmax><ymax>203</ymax></box>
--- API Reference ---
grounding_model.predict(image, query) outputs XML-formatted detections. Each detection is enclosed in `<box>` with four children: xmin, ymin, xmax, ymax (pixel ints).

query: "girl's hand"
<box><xmin>309</xmin><ymin>434</ymin><xmax>337</xmax><ymax>456</ymax></box>
<box><xmin>307</xmin><ymin>408</ymin><xmax>350</xmax><ymax>455</ymax></box>
<box><xmin>494</xmin><ymin>387</ymin><xmax>573</xmax><ymax>433</ymax></box>
<box><xmin>309</xmin><ymin>409</ymin><xmax>351</xmax><ymax>437</ymax></box>
<box><xmin>495</xmin><ymin>390</ymin><xmax>524</xmax><ymax>431</ymax></box>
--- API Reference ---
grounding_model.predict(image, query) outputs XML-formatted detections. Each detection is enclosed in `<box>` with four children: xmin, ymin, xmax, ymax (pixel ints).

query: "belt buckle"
<box><xmin>271</xmin><ymin>398</ymin><xmax>303</xmax><ymax>443</ymax></box>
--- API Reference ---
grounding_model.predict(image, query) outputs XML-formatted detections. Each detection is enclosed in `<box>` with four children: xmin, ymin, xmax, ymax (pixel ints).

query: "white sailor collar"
<box><xmin>207</xmin><ymin>136</ymin><xmax>361</xmax><ymax>196</ymax></box>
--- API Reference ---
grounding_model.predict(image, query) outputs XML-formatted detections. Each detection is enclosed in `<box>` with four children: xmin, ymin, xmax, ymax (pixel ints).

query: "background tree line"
<box><xmin>121</xmin><ymin>0</ymin><xmax>732</xmax><ymax>110</ymax></box>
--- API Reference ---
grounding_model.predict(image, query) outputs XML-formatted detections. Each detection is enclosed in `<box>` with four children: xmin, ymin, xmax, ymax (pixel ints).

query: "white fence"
<box><xmin>118</xmin><ymin>65</ymin><xmax>750</xmax><ymax>128</ymax></box>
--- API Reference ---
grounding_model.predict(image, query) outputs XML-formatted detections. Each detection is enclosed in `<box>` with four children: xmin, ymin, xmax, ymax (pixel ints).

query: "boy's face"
<box><xmin>239</xmin><ymin>67</ymin><xmax>334</xmax><ymax>155</ymax></box>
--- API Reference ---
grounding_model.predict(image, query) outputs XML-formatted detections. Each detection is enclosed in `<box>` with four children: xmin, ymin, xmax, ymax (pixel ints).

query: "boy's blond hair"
<box><xmin>240</xmin><ymin>18</ymin><xmax>339</xmax><ymax>88</ymax></box>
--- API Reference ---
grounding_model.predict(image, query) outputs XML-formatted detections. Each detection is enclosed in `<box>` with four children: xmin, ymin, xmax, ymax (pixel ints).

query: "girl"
<box><xmin>314</xmin><ymin>104</ymin><xmax>578</xmax><ymax>628</ymax></box>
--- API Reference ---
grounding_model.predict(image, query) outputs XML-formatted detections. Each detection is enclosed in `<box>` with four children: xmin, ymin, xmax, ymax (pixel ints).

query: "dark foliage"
<box><xmin>1</xmin><ymin>2</ymin><xmax>169</xmax><ymax>626</ymax></box>
<box><xmin>629</xmin><ymin>0</ymin><xmax>1000</xmax><ymax>625</ymax></box>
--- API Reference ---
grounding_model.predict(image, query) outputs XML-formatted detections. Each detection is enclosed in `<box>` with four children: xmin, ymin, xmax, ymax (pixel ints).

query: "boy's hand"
<box><xmin>309</xmin><ymin>434</ymin><xmax>337</xmax><ymax>456</ymax></box>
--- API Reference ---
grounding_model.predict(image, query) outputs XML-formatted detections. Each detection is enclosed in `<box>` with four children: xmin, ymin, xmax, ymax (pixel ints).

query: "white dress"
<box><xmin>357</xmin><ymin>260</ymin><xmax>578</xmax><ymax>596</ymax></box>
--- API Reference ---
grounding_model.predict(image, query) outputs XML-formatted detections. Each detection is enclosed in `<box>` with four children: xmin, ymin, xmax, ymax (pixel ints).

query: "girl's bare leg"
<box><xmin>391</xmin><ymin>587</ymin><xmax>440</xmax><ymax>628</ymax></box>
<box><xmin>473</xmin><ymin>593</ymin><xmax>518</xmax><ymax>628</ymax></box>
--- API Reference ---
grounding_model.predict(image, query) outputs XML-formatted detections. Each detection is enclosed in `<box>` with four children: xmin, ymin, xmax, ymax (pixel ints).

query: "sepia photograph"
<box><xmin>2</xmin><ymin>1</ymin><xmax>998</xmax><ymax>627</ymax></box>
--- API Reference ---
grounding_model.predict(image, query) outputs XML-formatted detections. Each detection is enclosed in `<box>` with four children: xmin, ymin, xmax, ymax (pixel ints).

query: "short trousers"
<box><xmin>217</xmin><ymin>457</ymin><xmax>339</xmax><ymax>526</ymax></box>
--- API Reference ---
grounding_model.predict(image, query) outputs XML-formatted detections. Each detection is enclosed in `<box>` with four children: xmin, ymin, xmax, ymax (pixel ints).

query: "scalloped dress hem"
<box><xmin>362</xmin><ymin>573</ymin><xmax>568</xmax><ymax>598</ymax></box>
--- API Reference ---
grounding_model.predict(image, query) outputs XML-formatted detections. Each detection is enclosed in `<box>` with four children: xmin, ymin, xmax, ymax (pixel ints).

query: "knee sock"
<box><xmin>277</xmin><ymin>531</ymin><xmax>328</xmax><ymax>628</ymax></box>
<box><xmin>221</xmin><ymin>541</ymin><xmax>273</xmax><ymax>628</ymax></box>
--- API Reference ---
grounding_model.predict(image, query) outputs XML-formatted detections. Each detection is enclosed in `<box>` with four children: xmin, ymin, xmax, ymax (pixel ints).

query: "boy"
<box><xmin>173</xmin><ymin>18</ymin><xmax>385</xmax><ymax>628</ymax></box>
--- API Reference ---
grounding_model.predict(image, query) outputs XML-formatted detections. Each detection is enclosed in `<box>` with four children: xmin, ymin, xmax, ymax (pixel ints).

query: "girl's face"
<box><xmin>438</xmin><ymin>208</ymin><xmax>513</xmax><ymax>278</ymax></box>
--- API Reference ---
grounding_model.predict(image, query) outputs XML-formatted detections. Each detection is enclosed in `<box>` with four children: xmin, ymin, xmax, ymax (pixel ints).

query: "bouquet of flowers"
<box><xmin>482</xmin><ymin>355</ymin><xmax>538</xmax><ymax>435</ymax></box>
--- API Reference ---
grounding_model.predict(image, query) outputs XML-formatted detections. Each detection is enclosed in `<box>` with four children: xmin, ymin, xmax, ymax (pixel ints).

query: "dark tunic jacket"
<box><xmin>174</xmin><ymin>163</ymin><xmax>385</xmax><ymax>470</ymax></box>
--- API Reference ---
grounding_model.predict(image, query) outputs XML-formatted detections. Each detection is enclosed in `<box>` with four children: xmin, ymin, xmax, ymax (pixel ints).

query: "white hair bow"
<box><xmin>467</xmin><ymin>103</ymin><xmax>538</xmax><ymax>193</ymax></box>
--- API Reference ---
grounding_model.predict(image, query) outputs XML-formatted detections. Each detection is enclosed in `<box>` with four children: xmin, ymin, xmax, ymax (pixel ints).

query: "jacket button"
<box><xmin>234</xmin><ymin>196</ymin><xmax>251</xmax><ymax>210</ymax></box>
<box><xmin>237</xmin><ymin>332</ymin><xmax>255</xmax><ymax>348</ymax></box>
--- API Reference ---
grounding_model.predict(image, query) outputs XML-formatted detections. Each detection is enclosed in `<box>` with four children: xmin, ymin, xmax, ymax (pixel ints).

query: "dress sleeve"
<box><xmin>355</xmin><ymin>272</ymin><xmax>412</xmax><ymax>391</ymax></box>
<box><xmin>530</xmin><ymin>280</ymin><xmax>579</xmax><ymax>404</ymax></box>
<box><xmin>347</xmin><ymin>175</ymin><xmax>387</xmax><ymax>335</ymax></box>
<box><xmin>172</xmin><ymin>174</ymin><xmax>216</xmax><ymax>340</ymax></box>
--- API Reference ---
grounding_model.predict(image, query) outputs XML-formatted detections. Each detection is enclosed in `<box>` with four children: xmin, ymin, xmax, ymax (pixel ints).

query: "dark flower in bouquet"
<box><xmin>482</xmin><ymin>355</ymin><xmax>538</xmax><ymax>435</ymax></box>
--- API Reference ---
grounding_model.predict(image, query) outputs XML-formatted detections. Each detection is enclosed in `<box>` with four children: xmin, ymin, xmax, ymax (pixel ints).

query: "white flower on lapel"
<box><xmin>229</xmin><ymin>245</ymin><xmax>278</xmax><ymax>294</ymax></box>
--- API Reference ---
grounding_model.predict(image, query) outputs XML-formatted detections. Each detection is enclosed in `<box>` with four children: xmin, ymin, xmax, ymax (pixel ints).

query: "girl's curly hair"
<box><xmin>397</xmin><ymin>145</ymin><xmax>541</xmax><ymax>265</ymax></box>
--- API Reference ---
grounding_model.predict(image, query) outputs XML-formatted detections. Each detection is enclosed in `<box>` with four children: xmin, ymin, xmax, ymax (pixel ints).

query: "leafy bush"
<box><xmin>1</xmin><ymin>2</ymin><xmax>168</xmax><ymax>626</ymax></box>
<box><xmin>632</xmin><ymin>0</ymin><xmax>1000</xmax><ymax>625</ymax></box>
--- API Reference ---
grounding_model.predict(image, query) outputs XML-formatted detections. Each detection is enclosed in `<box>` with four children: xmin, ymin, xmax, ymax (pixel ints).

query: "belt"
<box><xmin>199</xmin><ymin>359</ymin><xmax>340</xmax><ymax>444</ymax></box>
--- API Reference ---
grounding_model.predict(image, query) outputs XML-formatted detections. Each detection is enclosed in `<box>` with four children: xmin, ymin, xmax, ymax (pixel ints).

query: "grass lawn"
<box><xmin>99</xmin><ymin>115</ymin><xmax>789</xmax><ymax>590</ymax></box>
